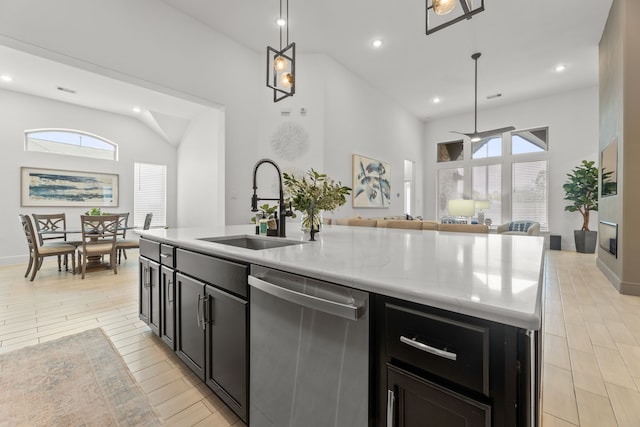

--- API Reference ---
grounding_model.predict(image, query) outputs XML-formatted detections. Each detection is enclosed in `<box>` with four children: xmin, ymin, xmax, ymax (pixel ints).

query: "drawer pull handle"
<box><xmin>160</xmin><ymin>253</ymin><xmax>172</xmax><ymax>259</ymax></box>
<box><xmin>400</xmin><ymin>335</ymin><xmax>457</xmax><ymax>361</ymax></box>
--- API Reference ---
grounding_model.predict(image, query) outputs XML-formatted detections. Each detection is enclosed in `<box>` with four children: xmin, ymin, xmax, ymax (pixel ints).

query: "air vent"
<box><xmin>57</xmin><ymin>86</ymin><xmax>76</xmax><ymax>94</ymax></box>
<box><xmin>487</xmin><ymin>93</ymin><xmax>502</xmax><ymax>100</ymax></box>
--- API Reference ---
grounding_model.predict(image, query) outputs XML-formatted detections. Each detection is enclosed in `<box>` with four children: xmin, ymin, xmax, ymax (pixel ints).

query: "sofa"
<box><xmin>333</xmin><ymin>216</ymin><xmax>487</xmax><ymax>233</ymax></box>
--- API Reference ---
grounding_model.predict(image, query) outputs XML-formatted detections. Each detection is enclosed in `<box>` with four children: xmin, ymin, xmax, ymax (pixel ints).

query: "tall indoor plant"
<box><xmin>563</xmin><ymin>160</ymin><xmax>599</xmax><ymax>253</ymax></box>
<box><xmin>283</xmin><ymin>169</ymin><xmax>351</xmax><ymax>232</ymax></box>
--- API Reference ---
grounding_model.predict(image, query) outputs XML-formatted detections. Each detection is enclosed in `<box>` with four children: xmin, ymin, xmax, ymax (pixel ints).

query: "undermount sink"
<box><xmin>197</xmin><ymin>235</ymin><xmax>305</xmax><ymax>250</ymax></box>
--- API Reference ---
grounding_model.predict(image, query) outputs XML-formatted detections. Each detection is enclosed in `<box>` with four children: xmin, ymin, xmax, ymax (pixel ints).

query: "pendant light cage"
<box><xmin>426</xmin><ymin>0</ymin><xmax>484</xmax><ymax>35</ymax></box>
<box><xmin>266</xmin><ymin>0</ymin><xmax>296</xmax><ymax>102</ymax></box>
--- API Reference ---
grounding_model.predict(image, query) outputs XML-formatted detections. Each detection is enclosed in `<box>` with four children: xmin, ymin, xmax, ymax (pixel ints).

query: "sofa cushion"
<box><xmin>508</xmin><ymin>221</ymin><xmax>534</xmax><ymax>232</ymax></box>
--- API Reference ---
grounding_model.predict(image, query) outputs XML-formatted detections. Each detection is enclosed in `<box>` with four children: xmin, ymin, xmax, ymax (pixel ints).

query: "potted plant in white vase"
<box><xmin>283</xmin><ymin>169</ymin><xmax>351</xmax><ymax>232</ymax></box>
<box><xmin>563</xmin><ymin>160</ymin><xmax>599</xmax><ymax>253</ymax></box>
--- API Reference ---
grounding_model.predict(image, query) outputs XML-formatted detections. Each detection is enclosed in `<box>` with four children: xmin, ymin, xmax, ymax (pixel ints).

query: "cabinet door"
<box><xmin>138</xmin><ymin>257</ymin><xmax>150</xmax><ymax>324</ymax></box>
<box><xmin>148</xmin><ymin>259</ymin><xmax>160</xmax><ymax>335</ymax></box>
<box><xmin>204</xmin><ymin>285</ymin><xmax>248</xmax><ymax>423</ymax></box>
<box><xmin>160</xmin><ymin>265</ymin><xmax>176</xmax><ymax>350</ymax></box>
<box><xmin>176</xmin><ymin>272</ymin><xmax>205</xmax><ymax>379</ymax></box>
<box><xmin>387</xmin><ymin>365</ymin><xmax>490</xmax><ymax>427</ymax></box>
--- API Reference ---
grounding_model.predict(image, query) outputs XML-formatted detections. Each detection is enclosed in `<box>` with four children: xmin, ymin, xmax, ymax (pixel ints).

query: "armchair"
<box><xmin>497</xmin><ymin>221</ymin><xmax>540</xmax><ymax>236</ymax></box>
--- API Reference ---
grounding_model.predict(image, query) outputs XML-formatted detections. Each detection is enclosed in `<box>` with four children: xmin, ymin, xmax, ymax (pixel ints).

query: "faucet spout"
<box><xmin>251</xmin><ymin>158</ymin><xmax>291</xmax><ymax>237</ymax></box>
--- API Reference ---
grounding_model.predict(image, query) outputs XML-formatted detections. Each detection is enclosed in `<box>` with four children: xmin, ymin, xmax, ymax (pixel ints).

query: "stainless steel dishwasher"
<box><xmin>248</xmin><ymin>265</ymin><xmax>369</xmax><ymax>427</ymax></box>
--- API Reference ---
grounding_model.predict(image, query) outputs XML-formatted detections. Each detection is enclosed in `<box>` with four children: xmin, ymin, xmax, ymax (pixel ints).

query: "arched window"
<box><xmin>25</xmin><ymin>129</ymin><xmax>118</xmax><ymax>161</ymax></box>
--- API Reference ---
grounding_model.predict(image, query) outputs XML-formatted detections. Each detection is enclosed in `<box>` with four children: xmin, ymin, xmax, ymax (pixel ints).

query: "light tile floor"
<box><xmin>2</xmin><ymin>249</ymin><xmax>640</xmax><ymax>425</ymax></box>
<box><xmin>0</xmin><ymin>252</ymin><xmax>244</xmax><ymax>427</ymax></box>
<box><xmin>542</xmin><ymin>250</ymin><xmax>640</xmax><ymax>426</ymax></box>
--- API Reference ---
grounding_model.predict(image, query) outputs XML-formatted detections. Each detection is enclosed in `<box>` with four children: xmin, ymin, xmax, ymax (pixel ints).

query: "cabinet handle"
<box><xmin>160</xmin><ymin>253</ymin><xmax>172</xmax><ymax>259</ymax></box>
<box><xmin>386</xmin><ymin>389</ymin><xmax>395</xmax><ymax>427</ymax></box>
<box><xmin>202</xmin><ymin>296</ymin><xmax>208</xmax><ymax>330</ymax></box>
<box><xmin>196</xmin><ymin>294</ymin><xmax>203</xmax><ymax>327</ymax></box>
<box><xmin>168</xmin><ymin>279</ymin><xmax>174</xmax><ymax>303</ymax></box>
<box><xmin>143</xmin><ymin>267</ymin><xmax>150</xmax><ymax>288</ymax></box>
<box><xmin>400</xmin><ymin>335</ymin><xmax>457</xmax><ymax>361</ymax></box>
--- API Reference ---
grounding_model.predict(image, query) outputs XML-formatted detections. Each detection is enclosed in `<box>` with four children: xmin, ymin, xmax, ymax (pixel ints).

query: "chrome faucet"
<box><xmin>251</xmin><ymin>158</ymin><xmax>293</xmax><ymax>238</ymax></box>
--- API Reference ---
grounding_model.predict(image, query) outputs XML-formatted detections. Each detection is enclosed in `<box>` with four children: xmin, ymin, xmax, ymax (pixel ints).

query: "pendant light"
<box><xmin>433</xmin><ymin>0</ymin><xmax>456</xmax><ymax>15</ymax></box>
<box><xmin>266</xmin><ymin>0</ymin><xmax>295</xmax><ymax>102</ymax></box>
<box><xmin>426</xmin><ymin>0</ymin><xmax>485</xmax><ymax>35</ymax></box>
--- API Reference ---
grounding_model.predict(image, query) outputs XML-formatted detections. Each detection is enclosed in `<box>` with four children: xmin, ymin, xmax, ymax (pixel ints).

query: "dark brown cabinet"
<box><xmin>139</xmin><ymin>238</ymin><xmax>160</xmax><ymax>336</ymax></box>
<box><xmin>175</xmin><ymin>272</ymin><xmax>206</xmax><ymax>378</ymax></box>
<box><xmin>376</xmin><ymin>296</ymin><xmax>538</xmax><ymax>427</ymax></box>
<box><xmin>159</xmin><ymin>244</ymin><xmax>176</xmax><ymax>350</ymax></box>
<box><xmin>387</xmin><ymin>364</ymin><xmax>490</xmax><ymax>427</ymax></box>
<box><xmin>173</xmin><ymin>248</ymin><xmax>249</xmax><ymax>424</ymax></box>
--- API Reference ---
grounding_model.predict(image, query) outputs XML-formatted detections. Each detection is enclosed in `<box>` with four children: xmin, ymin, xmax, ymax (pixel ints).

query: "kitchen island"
<box><xmin>137</xmin><ymin>224</ymin><xmax>545</xmax><ymax>426</ymax></box>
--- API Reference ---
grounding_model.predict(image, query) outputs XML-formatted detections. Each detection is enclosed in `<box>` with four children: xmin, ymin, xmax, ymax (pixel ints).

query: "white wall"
<box><xmin>0</xmin><ymin>0</ymin><xmax>260</xmax><ymax>229</ymax></box>
<box><xmin>424</xmin><ymin>86</ymin><xmax>599</xmax><ymax>250</ymax></box>
<box><xmin>323</xmin><ymin>56</ymin><xmax>425</xmax><ymax>220</ymax></box>
<box><xmin>0</xmin><ymin>89</ymin><xmax>177</xmax><ymax>265</ymax></box>
<box><xmin>226</xmin><ymin>53</ymin><xmax>425</xmax><ymax>225</ymax></box>
<box><xmin>177</xmin><ymin>108</ymin><xmax>225</xmax><ymax>228</ymax></box>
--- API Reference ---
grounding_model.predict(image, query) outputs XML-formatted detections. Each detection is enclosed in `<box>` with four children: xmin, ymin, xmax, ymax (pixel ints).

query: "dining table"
<box><xmin>38</xmin><ymin>225</ymin><xmax>137</xmax><ymax>273</ymax></box>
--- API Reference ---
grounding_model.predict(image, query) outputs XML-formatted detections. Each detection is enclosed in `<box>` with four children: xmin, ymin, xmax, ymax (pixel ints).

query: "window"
<box><xmin>437</xmin><ymin>168</ymin><xmax>464</xmax><ymax>218</ymax></box>
<box><xmin>134</xmin><ymin>162</ymin><xmax>166</xmax><ymax>227</ymax></box>
<box><xmin>472</xmin><ymin>164</ymin><xmax>502</xmax><ymax>225</ymax></box>
<box><xmin>512</xmin><ymin>160</ymin><xmax>548</xmax><ymax>228</ymax></box>
<box><xmin>511</xmin><ymin>128</ymin><xmax>548</xmax><ymax>154</ymax></box>
<box><xmin>472</xmin><ymin>136</ymin><xmax>502</xmax><ymax>159</ymax></box>
<box><xmin>25</xmin><ymin>129</ymin><xmax>118</xmax><ymax>160</ymax></box>
<box><xmin>404</xmin><ymin>160</ymin><xmax>415</xmax><ymax>215</ymax></box>
<box><xmin>435</xmin><ymin>127</ymin><xmax>549</xmax><ymax>229</ymax></box>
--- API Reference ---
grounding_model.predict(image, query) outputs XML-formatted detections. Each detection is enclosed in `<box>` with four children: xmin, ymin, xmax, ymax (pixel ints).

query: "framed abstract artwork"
<box><xmin>21</xmin><ymin>167</ymin><xmax>119</xmax><ymax>207</ymax></box>
<box><xmin>352</xmin><ymin>154</ymin><xmax>391</xmax><ymax>208</ymax></box>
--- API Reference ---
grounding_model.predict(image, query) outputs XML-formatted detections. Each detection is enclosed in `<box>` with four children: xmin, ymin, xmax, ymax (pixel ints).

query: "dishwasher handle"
<box><xmin>248</xmin><ymin>275</ymin><xmax>365</xmax><ymax>321</ymax></box>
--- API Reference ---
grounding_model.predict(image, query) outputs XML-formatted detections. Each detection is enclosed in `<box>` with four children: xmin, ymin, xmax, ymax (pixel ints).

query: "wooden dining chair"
<box><xmin>114</xmin><ymin>212</ymin><xmax>152</xmax><ymax>263</ymax></box>
<box><xmin>19</xmin><ymin>214</ymin><xmax>76</xmax><ymax>281</ymax></box>
<box><xmin>32</xmin><ymin>212</ymin><xmax>81</xmax><ymax>271</ymax></box>
<box><xmin>77</xmin><ymin>215</ymin><xmax>119</xmax><ymax>279</ymax></box>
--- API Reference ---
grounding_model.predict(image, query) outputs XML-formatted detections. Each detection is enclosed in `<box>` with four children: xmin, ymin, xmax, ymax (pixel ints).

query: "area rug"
<box><xmin>0</xmin><ymin>328</ymin><xmax>162</xmax><ymax>426</ymax></box>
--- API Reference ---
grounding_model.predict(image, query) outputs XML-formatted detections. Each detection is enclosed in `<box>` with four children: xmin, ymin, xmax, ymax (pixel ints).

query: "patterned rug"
<box><xmin>0</xmin><ymin>328</ymin><xmax>162</xmax><ymax>426</ymax></box>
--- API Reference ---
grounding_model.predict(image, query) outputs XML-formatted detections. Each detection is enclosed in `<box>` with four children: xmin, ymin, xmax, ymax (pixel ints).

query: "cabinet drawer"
<box><xmin>176</xmin><ymin>249</ymin><xmax>248</xmax><ymax>298</ymax></box>
<box><xmin>385</xmin><ymin>302</ymin><xmax>489</xmax><ymax>395</ymax></box>
<box><xmin>160</xmin><ymin>244</ymin><xmax>176</xmax><ymax>268</ymax></box>
<box><xmin>140</xmin><ymin>238</ymin><xmax>160</xmax><ymax>262</ymax></box>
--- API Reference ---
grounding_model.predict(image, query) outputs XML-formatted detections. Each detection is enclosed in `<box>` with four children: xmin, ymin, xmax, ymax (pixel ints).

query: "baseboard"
<box><xmin>596</xmin><ymin>258</ymin><xmax>640</xmax><ymax>296</ymax></box>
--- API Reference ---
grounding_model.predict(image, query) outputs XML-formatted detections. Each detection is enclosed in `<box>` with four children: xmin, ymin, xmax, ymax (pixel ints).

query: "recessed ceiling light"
<box><xmin>133</xmin><ymin>107</ymin><xmax>142</xmax><ymax>113</ymax></box>
<box><xmin>276</xmin><ymin>18</ymin><xmax>286</xmax><ymax>26</ymax></box>
<box><xmin>1</xmin><ymin>75</ymin><xmax>13</xmax><ymax>82</ymax></box>
<box><xmin>554</xmin><ymin>64</ymin><xmax>566</xmax><ymax>72</ymax></box>
<box><xmin>433</xmin><ymin>97</ymin><xmax>441</xmax><ymax>104</ymax></box>
<box><xmin>372</xmin><ymin>39</ymin><xmax>383</xmax><ymax>48</ymax></box>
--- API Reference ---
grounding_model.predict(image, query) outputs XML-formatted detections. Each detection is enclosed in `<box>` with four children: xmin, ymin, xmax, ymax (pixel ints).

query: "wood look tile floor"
<box><xmin>2</xmin><ymin>249</ymin><xmax>640</xmax><ymax>425</ymax></box>
<box><xmin>0</xmin><ymin>251</ymin><xmax>244</xmax><ymax>427</ymax></box>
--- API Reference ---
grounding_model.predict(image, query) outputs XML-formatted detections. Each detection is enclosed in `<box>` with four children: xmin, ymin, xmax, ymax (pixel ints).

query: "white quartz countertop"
<box><xmin>138</xmin><ymin>224</ymin><xmax>545</xmax><ymax>330</ymax></box>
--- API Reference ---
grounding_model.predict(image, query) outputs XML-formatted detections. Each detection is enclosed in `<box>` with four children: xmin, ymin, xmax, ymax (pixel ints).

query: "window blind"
<box><xmin>134</xmin><ymin>163</ymin><xmax>166</xmax><ymax>227</ymax></box>
<box><xmin>512</xmin><ymin>160</ymin><xmax>548</xmax><ymax>230</ymax></box>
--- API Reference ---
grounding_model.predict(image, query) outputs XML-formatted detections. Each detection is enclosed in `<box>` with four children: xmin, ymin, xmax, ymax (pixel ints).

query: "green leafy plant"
<box><xmin>250</xmin><ymin>204</ymin><xmax>278</xmax><ymax>223</ymax></box>
<box><xmin>283</xmin><ymin>169</ymin><xmax>351</xmax><ymax>215</ymax></box>
<box><xmin>85</xmin><ymin>207</ymin><xmax>105</xmax><ymax>216</ymax></box>
<box><xmin>563</xmin><ymin>160</ymin><xmax>599</xmax><ymax>231</ymax></box>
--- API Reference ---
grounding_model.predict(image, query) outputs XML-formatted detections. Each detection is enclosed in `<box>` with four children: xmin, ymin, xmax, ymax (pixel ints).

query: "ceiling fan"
<box><xmin>451</xmin><ymin>52</ymin><xmax>514</xmax><ymax>142</ymax></box>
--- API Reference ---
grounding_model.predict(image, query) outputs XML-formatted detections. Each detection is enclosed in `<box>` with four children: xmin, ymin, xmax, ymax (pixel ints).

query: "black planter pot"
<box><xmin>574</xmin><ymin>230</ymin><xmax>597</xmax><ymax>253</ymax></box>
